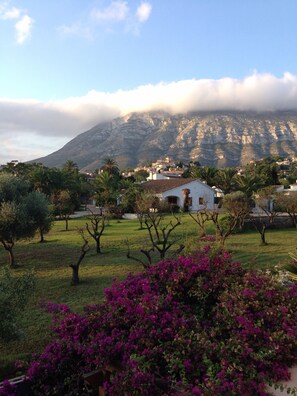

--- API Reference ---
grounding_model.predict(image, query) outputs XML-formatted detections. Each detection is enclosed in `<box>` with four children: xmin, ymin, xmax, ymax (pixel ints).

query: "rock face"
<box><xmin>33</xmin><ymin>110</ymin><xmax>297</xmax><ymax>171</ymax></box>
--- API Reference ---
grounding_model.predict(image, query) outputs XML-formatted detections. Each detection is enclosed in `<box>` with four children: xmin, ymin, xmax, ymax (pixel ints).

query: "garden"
<box><xmin>0</xmin><ymin>213</ymin><xmax>297</xmax><ymax>395</ymax></box>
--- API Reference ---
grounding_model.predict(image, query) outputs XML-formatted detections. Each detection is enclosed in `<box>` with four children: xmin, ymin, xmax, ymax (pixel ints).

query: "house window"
<box><xmin>199</xmin><ymin>197</ymin><xmax>204</xmax><ymax>205</ymax></box>
<box><xmin>167</xmin><ymin>196</ymin><xmax>178</xmax><ymax>205</ymax></box>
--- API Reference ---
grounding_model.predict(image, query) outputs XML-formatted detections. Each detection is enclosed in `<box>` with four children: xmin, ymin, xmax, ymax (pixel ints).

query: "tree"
<box><xmin>53</xmin><ymin>190</ymin><xmax>74</xmax><ymax>231</ymax></box>
<box><xmin>69</xmin><ymin>229</ymin><xmax>90</xmax><ymax>285</ymax></box>
<box><xmin>190</xmin><ymin>165</ymin><xmax>218</xmax><ymax>186</ymax></box>
<box><xmin>27</xmin><ymin>164</ymin><xmax>55</xmax><ymax>195</ymax></box>
<box><xmin>85</xmin><ymin>208</ymin><xmax>106</xmax><ymax>254</ymax></box>
<box><xmin>0</xmin><ymin>175</ymin><xmax>42</xmax><ymax>267</ymax></box>
<box><xmin>189</xmin><ymin>206</ymin><xmax>211</xmax><ymax>238</ymax></box>
<box><xmin>100</xmin><ymin>158</ymin><xmax>120</xmax><ymax>176</ymax></box>
<box><xmin>24</xmin><ymin>191</ymin><xmax>53</xmax><ymax>243</ymax></box>
<box><xmin>245</xmin><ymin>157</ymin><xmax>279</xmax><ymax>186</ymax></box>
<box><xmin>222</xmin><ymin>191</ymin><xmax>251</xmax><ymax>231</ymax></box>
<box><xmin>234</xmin><ymin>173</ymin><xmax>263</xmax><ymax>198</ymax></box>
<box><xmin>134</xmin><ymin>169</ymin><xmax>149</xmax><ymax>182</ymax></box>
<box><xmin>134</xmin><ymin>192</ymin><xmax>156</xmax><ymax>229</ymax></box>
<box><xmin>93</xmin><ymin>171</ymin><xmax>118</xmax><ymax>208</ymax></box>
<box><xmin>274</xmin><ymin>192</ymin><xmax>297</xmax><ymax>228</ymax></box>
<box><xmin>0</xmin><ymin>266</ymin><xmax>35</xmax><ymax>340</ymax></box>
<box><xmin>214</xmin><ymin>168</ymin><xmax>237</xmax><ymax>193</ymax></box>
<box><xmin>199</xmin><ymin>192</ymin><xmax>251</xmax><ymax>246</ymax></box>
<box><xmin>127</xmin><ymin>212</ymin><xmax>184</xmax><ymax>268</ymax></box>
<box><xmin>252</xmin><ymin>187</ymin><xmax>277</xmax><ymax>245</ymax></box>
<box><xmin>62</xmin><ymin>160</ymin><xmax>79</xmax><ymax>174</ymax></box>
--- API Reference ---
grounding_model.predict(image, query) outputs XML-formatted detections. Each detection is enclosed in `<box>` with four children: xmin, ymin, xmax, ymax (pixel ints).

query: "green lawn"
<box><xmin>0</xmin><ymin>214</ymin><xmax>296</xmax><ymax>379</ymax></box>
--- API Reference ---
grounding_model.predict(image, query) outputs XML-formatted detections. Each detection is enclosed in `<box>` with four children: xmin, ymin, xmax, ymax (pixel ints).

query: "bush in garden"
<box><xmin>6</xmin><ymin>246</ymin><xmax>297</xmax><ymax>395</ymax></box>
<box><xmin>0</xmin><ymin>267</ymin><xmax>35</xmax><ymax>341</ymax></box>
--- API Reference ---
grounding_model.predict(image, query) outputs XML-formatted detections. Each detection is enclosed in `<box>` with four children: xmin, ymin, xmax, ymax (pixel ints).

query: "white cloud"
<box><xmin>58</xmin><ymin>23</ymin><xmax>93</xmax><ymax>40</ymax></box>
<box><xmin>0</xmin><ymin>2</ymin><xmax>33</xmax><ymax>44</ymax></box>
<box><xmin>88</xmin><ymin>0</ymin><xmax>152</xmax><ymax>34</ymax></box>
<box><xmin>15</xmin><ymin>14</ymin><xmax>33</xmax><ymax>44</ymax></box>
<box><xmin>1</xmin><ymin>6</ymin><xmax>21</xmax><ymax>20</ymax></box>
<box><xmin>136</xmin><ymin>2</ymin><xmax>152</xmax><ymax>22</ymax></box>
<box><xmin>1</xmin><ymin>72</ymin><xmax>297</xmax><ymax>162</ymax></box>
<box><xmin>91</xmin><ymin>1</ymin><xmax>129</xmax><ymax>22</ymax></box>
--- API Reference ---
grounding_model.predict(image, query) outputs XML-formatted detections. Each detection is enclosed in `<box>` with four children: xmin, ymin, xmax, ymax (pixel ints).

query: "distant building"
<box><xmin>141</xmin><ymin>178</ymin><xmax>215</xmax><ymax>212</ymax></box>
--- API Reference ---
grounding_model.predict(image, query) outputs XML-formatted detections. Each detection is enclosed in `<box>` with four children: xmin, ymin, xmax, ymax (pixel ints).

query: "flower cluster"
<box><xmin>4</xmin><ymin>245</ymin><xmax>297</xmax><ymax>395</ymax></box>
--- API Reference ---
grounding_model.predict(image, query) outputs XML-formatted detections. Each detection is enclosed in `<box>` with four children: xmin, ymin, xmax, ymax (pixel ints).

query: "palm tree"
<box><xmin>215</xmin><ymin>168</ymin><xmax>237</xmax><ymax>193</ymax></box>
<box><xmin>191</xmin><ymin>166</ymin><xmax>218</xmax><ymax>186</ymax></box>
<box><xmin>100</xmin><ymin>158</ymin><xmax>119</xmax><ymax>176</ymax></box>
<box><xmin>93</xmin><ymin>171</ymin><xmax>117</xmax><ymax>207</ymax></box>
<box><xmin>234</xmin><ymin>173</ymin><xmax>263</xmax><ymax>198</ymax></box>
<box><xmin>63</xmin><ymin>160</ymin><xmax>79</xmax><ymax>174</ymax></box>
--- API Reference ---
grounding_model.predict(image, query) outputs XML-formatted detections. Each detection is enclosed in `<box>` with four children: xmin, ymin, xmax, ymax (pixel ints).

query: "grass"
<box><xmin>0</xmin><ymin>213</ymin><xmax>296</xmax><ymax>379</ymax></box>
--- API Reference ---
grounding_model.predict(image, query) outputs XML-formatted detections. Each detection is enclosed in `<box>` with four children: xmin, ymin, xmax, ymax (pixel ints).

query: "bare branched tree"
<box><xmin>189</xmin><ymin>206</ymin><xmax>211</xmax><ymax>237</ymax></box>
<box><xmin>70</xmin><ymin>228</ymin><xmax>90</xmax><ymax>285</ymax></box>
<box><xmin>85</xmin><ymin>207</ymin><xmax>106</xmax><ymax>254</ymax></box>
<box><xmin>127</xmin><ymin>212</ymin><xmax>184</xmax><ymax>268</ymax></box>
<box><xmin>251</xmin><ymin>187</ymin><xmax>277</xmax><ymax>245</ymax></box>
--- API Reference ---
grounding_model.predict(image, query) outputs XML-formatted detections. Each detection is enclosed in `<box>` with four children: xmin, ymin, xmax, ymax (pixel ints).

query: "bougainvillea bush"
<box><xmin>2</xmin><ymin>246</ymin><xmax>297</xmax><ymax>395</ymax></box>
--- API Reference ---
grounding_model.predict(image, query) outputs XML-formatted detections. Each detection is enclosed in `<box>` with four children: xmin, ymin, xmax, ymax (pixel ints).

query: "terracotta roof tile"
<box><xmin>142</xmin><ymin>178</ymin><xmax>200</xmax><ymax>193</ymax></box>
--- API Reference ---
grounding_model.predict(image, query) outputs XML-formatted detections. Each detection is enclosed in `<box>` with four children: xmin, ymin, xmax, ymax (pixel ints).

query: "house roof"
<box><xmin>142</xmin><ymin>178</ymin><xmax>213</xmax><ymax>194</ymax></box>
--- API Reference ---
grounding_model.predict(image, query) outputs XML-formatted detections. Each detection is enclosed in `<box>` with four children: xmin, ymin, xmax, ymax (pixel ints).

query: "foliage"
<box><xmin>190</xmin><ymin>165</ymin><xmax>218</xmax><ymax>186</ymax></box>
<box><xmin>23</xmin><ymin>191</ymin><xmax>53</xmax><ymax>243</ymax></box>
<box><xmin>245</xmin><ymin>157</ymin><xmax>279</xmax><ymax>186</ymax></box>
<box><xmin>274</xmin><ymin>192</ymin><xmax>297</xmax><ymax>228</ymax></box>
<box><xmin>52</xmin><ymin>190</ymin><xmax>75</xmax><ymax>231</ymax></box>
<box><xmin>214</xmin><ymin>167</ymin><xmax>237</xmax><ymax>193</ymax></box>
<box><xmin>284</xmin><ymin>253</ymin><xmax>297</xmax><ymax>281</ymax></box>
<box><xmin>252</xmin><ymin>187</ymin><xmax>278</xmax><ymax>245</ymax></box>
<box><xmin>20</xmin><ymin>246</ymin><xmax>297</xmax><ymax>395</ymax></box>
<box><xmin>0</xmin><ymin>175</ymin><xmax>45</xmax><ymax>266</ymax></box>
<box><xmin>93</xmin><ymin>171</ymin><xmax>118</xmax><ymax>208</ymax></box>
<box><xmin>198</xmin><ymin>192</ymin><xmax>251</xmax><ymax>246</ymax></box>
<box><xmin>0</xmin><ymin>267</ymin><xmax>35</xmax><ymax>341</ymax></box>
<box><xmin>222</xmin><ymin>191</ymin><xmax>251</xmax><ymax>230</ymax></box>
<box><xmin>234</xmin><ymin>173</ymin><xmax>263</xmax><ymax>198</ymax></box>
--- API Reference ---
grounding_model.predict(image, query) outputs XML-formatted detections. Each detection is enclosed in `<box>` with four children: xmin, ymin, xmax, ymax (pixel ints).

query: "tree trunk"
<box><xmin>8</xmin><ymin>247</ymin><xmax>15</xmax><ymax>268</ymax></box>
<box><xmin>70</xmin><ymin>265</ymin><xmax>79</xmax><ymax>285</ymax></box>
<box><xmin>96</xmin><ymin>238</ymin><xmax>101</xmax><ymax>254</ymax></box>
<box><xmin>39</xmin><ymin>227</ymin><xmax>45</xmax><ymax>243</ymax></box>
<box><xmin>260</xmin><ymin>227</ymin><xmax>267</xmax><ymax>245</ymax></box>
<box><xmin>1</xmin><ymin>241</ymin><xmax>16</xmax><ymax>268</ymax></box>
<box><xmin>65</xmin><ymin>217</ymin><xmax>69</xmax><ymax>231</ymax></box>
<box><xmin>69</xmin><ymin>239</ymin><xmax>89</xmax><ymax>285</ymax></box>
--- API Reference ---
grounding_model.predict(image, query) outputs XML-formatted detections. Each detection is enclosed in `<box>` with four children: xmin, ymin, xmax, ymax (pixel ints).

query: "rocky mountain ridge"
<box><xmin>33</xmin><ymin>110</ymin><xmax>297</xmax><ymax>170</ymax></box>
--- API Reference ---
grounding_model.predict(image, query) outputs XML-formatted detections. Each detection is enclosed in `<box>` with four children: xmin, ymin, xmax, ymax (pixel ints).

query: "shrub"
<box><xmin>10</xmin><ymin>247</ymin><xmax>297</xmax><ymax>395</ymax></box>
<box><xmin>0</xmin><ymin>267</ymin><xmax>35</xmax><ymax>341</ymax></box>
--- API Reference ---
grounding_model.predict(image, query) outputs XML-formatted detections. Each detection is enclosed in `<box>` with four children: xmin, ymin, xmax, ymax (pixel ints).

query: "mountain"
<box><xmin>33</xmin><ymin>110</ymin><xmax>297</xmax><ymax>171</ymax></box>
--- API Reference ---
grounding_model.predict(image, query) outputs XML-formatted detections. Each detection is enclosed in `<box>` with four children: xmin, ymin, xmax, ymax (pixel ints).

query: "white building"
<box><xmin>141</xmin><ymin>178</ymin><xmax>215</xmax><ymax>212</ymax></box>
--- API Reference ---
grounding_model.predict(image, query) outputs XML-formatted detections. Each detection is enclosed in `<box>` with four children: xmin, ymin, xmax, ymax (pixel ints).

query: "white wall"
<box><xmin>161</xmin><ymin>181</ymin><xmax>215</xmax><ymax>211</ymax></box>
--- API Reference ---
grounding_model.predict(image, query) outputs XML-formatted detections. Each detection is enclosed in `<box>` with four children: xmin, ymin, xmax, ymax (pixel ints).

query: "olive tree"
<box><xmin>0</xmin><ymin>266</ymin><xmax>35</xmax><ymax>340</ymax></box>
<box><xmin>274</xmin><ymin>191</ymin><xmax>297</xmax><ymax>228</ymax></box>
<box><xmin>252</xmin><ymin>187</ymin><xmax>277</xmax><ymax>245</ymax></box>
<box><xmin>0</xmin><ymin>175</ymin><xmax>43</xmax><ymax>267</ymax></box>
<box><xmin>23</xmin><ymin>191</ymin><xmax>53</xmax><ymax>242</ymax></box>
<box><xmin>53</xmin><ymin>190</ymin><xmax>75</xmax><ymax>231</ymax></box>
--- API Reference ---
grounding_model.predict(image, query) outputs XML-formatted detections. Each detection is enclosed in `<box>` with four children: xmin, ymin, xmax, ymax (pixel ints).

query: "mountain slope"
<box><xmin>33</xmin><ymin>110</ymin><xmax>297</xmax><ymax>170</ymax></box>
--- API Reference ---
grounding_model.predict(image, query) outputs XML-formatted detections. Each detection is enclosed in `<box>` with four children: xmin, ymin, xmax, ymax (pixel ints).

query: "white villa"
<box><xmin>141</xmin><ymin>177</ymin><xmax>215</xmax><ymax>212</ymax></box>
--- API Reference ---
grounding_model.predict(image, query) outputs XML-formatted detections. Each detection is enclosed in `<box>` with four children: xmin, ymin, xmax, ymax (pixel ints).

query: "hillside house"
<box><xmin>141</xmin><ymin>178</ymin><xmax>215</xmax><ymax>212</ymax></box>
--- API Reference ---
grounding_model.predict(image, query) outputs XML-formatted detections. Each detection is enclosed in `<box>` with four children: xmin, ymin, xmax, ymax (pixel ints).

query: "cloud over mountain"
<box><xmin>1</xmin><ymin>72</ymin><xmax>297</xmax><ymax>162</ymax></box>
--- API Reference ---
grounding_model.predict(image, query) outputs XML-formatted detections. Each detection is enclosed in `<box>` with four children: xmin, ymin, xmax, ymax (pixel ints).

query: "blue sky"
<box><xmin>1</xmin><ymin>0</ymin><xmax>297</xmax><ymax>163</ymax></box>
